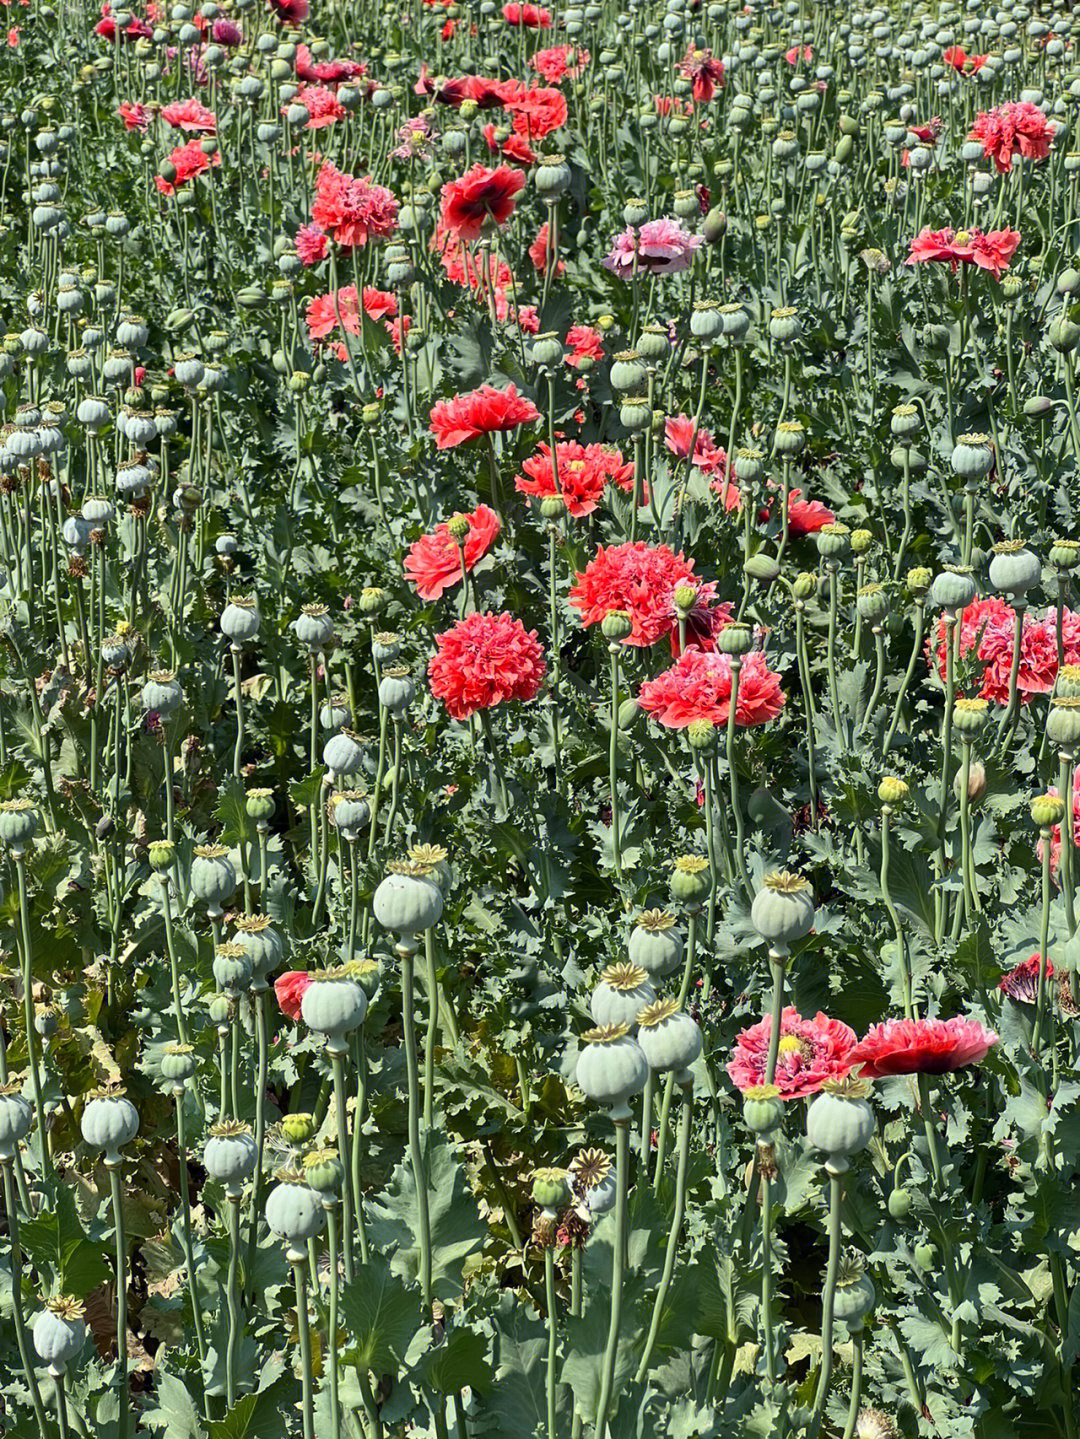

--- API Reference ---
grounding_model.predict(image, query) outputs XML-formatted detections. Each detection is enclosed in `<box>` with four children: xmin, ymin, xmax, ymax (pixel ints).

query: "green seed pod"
<box><xmin>669</xmin><ymin>854</ymin><xmax>712</xmax><ymax>906</ymax></box>
<box><xmin>303</xmin><ymin>1146</ymin><xmax>344</xmax><ymax>1195</ymax></box>
<box><xmin>531</xmin><ymin>1166</ymin><xmax>570</xmax><ymax>1211</ymax></box>
<box><xmin>890</xmin><ymin>403</ymin><xmax>921</xmax><ymax>439</ymax></box>
<box><xmin>988</xmin><ymin>540</ymin><xmax>1041</xmax><ymax>596</ymax></box>
<box><xmin>575</xmin><ymin>1022</ymin><xmax>649</xmax><ymax>1118</ymax></box>
<box><xmin>601</xmin><ymin>610</ymin><xmax>634</xmax><ymax>643</ymax></box>
<box><xmin>744</xmin><ymin>552</ymin><xmax>781</xmax><ymax>583</ymax></box>
<box><xmin>33</xmin><ymin>1298</ymin><xmax>87</xmax><ymax>1372</ymax></box>
<box><xmin>717</xmin><ymin>623</ymin><xmax>754</xmax><ymax>656</ymax></box>
<box><xmin>833</xmin><ymin>1258</ymin><xmax>876</xmax><ymax>1327</ymax></box>
<box><xmin>914</xmin><ymin>1241</ymin><xmax>937</xmax><ymax>1272</ymax></box>
<box><xmin>686</xmin><ymin>718</ymin><xmax>717</xmax><ymax>752</ymax></box>
<box><xmin>742</xmin><ymin>1083</ymin><xmax>783</xmax><ymax>1135</ymax></box>
<box><xmin>792</xmin><ymin>571</ymin><xmax>818</xmax><ymax>600</ymax></box>
<box><xmin>213</xmin><ymin>942</ymin><xmax>253</xmax><ymax>996</ymax></box>
<box><xmin>1049</xmin><ymin>315</ymin><xmax>1080</xmax><ymax>352</ymax></box>
<box><xmin>590</xmin><ymin>962</ymin><xmax>656</xmax><ymax>1030</ymax></box>
<box><xmin>907</xmin><ymin>568</ymin><xmax>932</xmax><ymax>596</ymax></box>
<box><xmin>850</xmin><ymin>529</ymin><xmax>874</xmax><ymax>556</ymax></box>
<box><xmin>0</xmin><ymin>1081</ymin><xmax>33</xmax><ymax>1159</ymax></box>
<box><xmin>246</xmin><ymin>787</ymin><xmax>275</xmax><ymax>825</ymax></box>
<box><xmin>1031</xmin><ymin>793</ymin><xmax>1067</xmax><ymax>828</ymax></box>
<box><xmin>878</xmin><ymin>776</ymin><xmax>909</xmax><ymax>807</ymax></box>
<box><xmin>815</xmin><ymin>523</ymin><xmax>851</xmax><ymax>560</ymax></box>
<box><xmin>806</xmin><ymin>1077</ymin><xmax>875</xmax><ymax>1165</ymax></box>
<box><xmin>1050</xmin><ymin>539</ymin><xmax>1080</xmax><ymax>571</ymax></box>
<box><xmin>190</xmin><ymin>845</ymin><xmax>236</xmax><ymax>913</ymax></box>
<box><xmin>636</xmin><ymin>997</ymin><xmax>702</xmax><ymax>1075</ymax></box>
<box><xmin>0</xmin><ymin>798</ymin><xmax>38</xmax><ymax>853</ymax></box>
<box><xmin>951</xmin><ymin>433</ymin><xmax>995</xmax><ymax>480</ymax></box>
<box><xmin>204</xmin><ymin>1120</ymin><xmax>257</xmax><ymax>1191</ymax></box>
<box><xmin>1048</xmin><ymin>697</ymin><xmax>1080</xmax><ymax>747</ymax></box>
<box><xmin>751</xmin><ymin>870</ymin><xmax>815</xmax><ymax>946</ymax></box>
<box><xmin>373</xmin><ymin>860</ymin><xmax>443</xmax><ymax>936</ymax></box>
<box><xmin>627</xmin><ymin>910</ymin><xmax>682</xmax><ymax>978</ymax></box>
<box><xmin>856</xmin><ymin>584</ymin><xmax>889</xmax><ymax>624</ymax></box>
<box><xmin>774</xmin><ymin>419</ymin><xmax>806</xmax><ymax>456</ymax></box>
<box><xmin>80</xmin><ymin>1086</ymin><xmax>139</xmax><ymax>1164</ymax></box>
<box><xmin>952</xmin><ymin>698</ymin><xmax>990</xmax><ymax>737</ymax></box>
<box><xmin>301</xmin><ymin>971</ymin><xmax>368</xmax><ymax>1051</ymax></box>
<box><xmin>929</xmin><ymin>567</ymin><xmax>976</xmax><ymax>610</ymax></box>
<box><xmin>281</xmin><ymin>1112</ymin><xmax>316</xmax><ymax>1145</ymax></box>
<box><xmin>159</xmin><ymin>1042</ymin><xmax>197</xmax><ymax>1089</ymax></box>
<box><xmin>265</xmin><ymin>1171</ymin><xmax>325</xmax><ymax>1253</ymax></box>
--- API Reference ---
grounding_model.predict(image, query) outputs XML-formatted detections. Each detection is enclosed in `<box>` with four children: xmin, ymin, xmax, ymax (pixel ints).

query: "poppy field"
<box><xmin>2</xmin><ymin>0</ymin><xmax>1080</xmax><ymax>1435</ymax></box>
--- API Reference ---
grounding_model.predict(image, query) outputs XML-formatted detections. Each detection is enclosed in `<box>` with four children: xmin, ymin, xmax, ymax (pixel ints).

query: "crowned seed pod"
<box><xmin>373</xmin><ymin>860</ymin><xmax>444</xmax><ymax>937</ymax></box>
<box><xmin>570</xmin><ymin>1147</ymin><xmax>616</xmax><ymax>1213</ymax></box>
<box><xmin>320</xmin><ymin>692</ymin><xmax>353</xmax><ymax>732</ymax></box>
<box><xmin>213</xmin><ymin>942</ymin><xmax>253</xmax><ymax>996</ymax></box>
<box><xmin>890</xmin><ymin>402</ymin><xmax>921</xmax><ymax>439</ymax></box>
<box><xmin>190</xmin><ymin>845</ymin><xmax>236</xmax><ymax>915</ymax></box>
<box><xmin>877</xmin><ymin>776</ymin><xmax>909</xmax><ymax>809</ymax></box>
<box><xmin>1031</xmin><ymin>793</ymin><xmax>1067</xmax><ymax>828</ymax></box>
<box><xmin>1060</xmin><ymin>665</ymin><xmax>1080</xmax><ymax>699</ymax></box>
<box><xmin>330</xmin><ymin>790</ymin><xmax>370</xmax><ymax>840</ymax></box>
<box><xmin>243</xmin><ymin>788</ymin><xmax>274</xmax><ymax>828</ymax></box>
<box><xmin>751</xmin><ymin>871</ymin><xmax>815</xmax><ymax>946</ymax></box>
<box><xmin>792</xmin><ymin>571</ymin><xmax>818</xmax><ymax>601</ymax></box>
<box><xmin>590</xmin><ymin>963</ymin><xmax>656</xmax><ymax>1030</ymax></box>
<box><xmin>636</xmin><ymin>324</ymin><xmax>670</xmax><ymax>365</ymax></box>
<box><xmin>601</xmin><ymin>610</ymin><xmax>634</xmax><ymax>644</ymax></box>
<box><xmin>686</xmin><ymin>719</ymin><xmax>716</xmax><ymax>753</ymax></box>
<box><xmin>669</xmin><ymin>853</ymin><xmax>712</xmax><ymax>906</ymax></box>
<box><xmin>0</xmin><ymin>798</ymin><xmax>38</xmax><ymax>854</ymax></box>
<box><xmin>853</xmin><ymin>1412</ymin><xmax>898</xmax><ymax>1439</ymax></box>
<box><xmin>989</xmin><ymin>540</ymin><xmax>1041</xmax><ymax>596</ymax></box>
<box><xmin>619</xmin><ymin>396</ymin><xmax>650</xmax><ymax>432</ymax></box>
<box><xmin>301</xmin><ymin>970</ymin><xmax>368</xmax><ymax>1052</ymax></box>
<box><xmin>159</xmin><ymin>1042</ymin><xmax>197</xmax><ymax>1091</ymax></box>
<box><xmin>609</xmin><ymin>351</ymin><xmax>647</xmax><ymax>392</ymax></box>
<box><xmin>742</xmin><ymin>1083</ymin><xmax>783</xmax><ymax>1135</ymax></box>
<box><xmin>294</xmin><ymin>603</ymin><xmax>334</xmax><ymax>652</ymax></box>
<box><xmin>950</xmin><ymin>433</ymin><xmax>995</xmax><ymax>480</ymax></box>
<box><xmin>636</xmin><ymin>997</ymin><xmax>702</xmax><ymax>1075</ymax></box>
<box><xmin>856</xmin><ymin>584</ymin><xmax>889</xmax><ymax>624</ymax></box>
<box><xmin>265</xmin><ymin>1170</ymin><xmax>325</xmax><ymax>1258</ymax></box>
<box><xmin>357</xmin><ymin>586</ymin><xmax>389</xmax><ymax>618</ymax></box>
<box><xmin>323</xmin><ymin>729</ymin><xmax>364</xmax><ymax>778</ymax></box>
<box><xmin>204</xmin><ymin>1120</ymin><xmax>257</xmax><ymax>1194</ymax></box>
<box><xmin>280</xmin><ymin>1112</ymin><xmax>316</xmax><ymax>1147</ymax></box>
<box><xmin>303</xmin><ymin>1146</ymin><xmax>344</xmax><ymax>1199</ymax></box>
<box><xmin>575</xmin><ymin>1023</ymin><xmax>649</xmax><ymax>1120</ymax></box>
<box><xmin>717</xmin><ymin>622</ymin><xmax>754</xmax><ymax>657</ymax></box>
<box><xmin>233</xmin><ymin>914</ymin><xmax>284</xmax><ymax>985</ymax></box>
<box><xmin>82</xmin><ymin>495</ymin><xmax>114</xmax><ymax>528</ymax></box>
<box><xmin>833</xmin><ymin>1255</ymin><xmax>877</xmax><ymax>1329</ymax></box>
<box><xmin>952</xmin><ymin>697</ymin><xmax>990</xmax><ymax>738</ymax></box>
<box><xmin>774</xmin><ymin>418</ymin><xmax>806</xmax><ymax>456</ymax></box>
<box><xmin>719</xmin><ymin>303</ymin><xmax>750</xmax><ymax>342</ymax></box>
<box><xmin>769</xmin><ymin>306</ymin><xmax>801</xmax><ymax>344</ymax></box>
<box><xmin>816</xmin><ymin>523</ymin><xmax>851</xmax><ymax>561</ymax></box>
<box><xmin>531</xmin><ymin>1166</ymin><xmax>570</xmax><ymax>1213</ymax></box>
<box><xmin>142</xmin><ymin>670</ymin><xmax>182</xmax><ymax>716</ymax></box>
<box><xmin>101</xmin><ymin>633</ymin><xmax>132</xmax><ymax>671</ymax></box>
<box><xmin>1051</xmin><ymin>539</ymin><xmax>1080</xmax><ymax>574</ymax></box>
<box><xmin>33</xmin><ymin>1297</ymin><xmax>86</xmax><ymax>1374</ymax></box>
<box><xmin>628</xmin><ymin>910</ymin><xmax>683</xmax><ymax>978</ymax></box>
<box><xmin>379</xmin><ymin>666</ymin><xmax>415</xmax><ymax>713</ymax></box>
<box><xmin>221</xmin><ymin>596</ymin><xmax>260</xmax><ymax>646</ymax></box>
<box><xmin>0</xmin><ymin>1081</ymin><xmax>33</xmax><ymax>1159</ymax></box>
<box><xmin>690</xmin><ymin>302</ymin><xmax>723</xmax><ymax>343</ymax></box>
<box><xmin>405</xmin><ymin>843</ymin><xmax>451</xmax><ymax>894</ymax></box>
<box><xmin>534</xmin><ymin>153</ymin><xmax>571</xmax><ymax>198</ymax></box>
<box><xmin>929</xmin><ymin>566</ymin><xmax>977</xmax><ymax>610</ymax></box>
<box><xmin>733</xmin><ymin>448</ymin><xmax>765</xmax><ymax>487</ymax></box>
<box><xmin>1048</xmin><ymin>697</ymin><xmax>1080</xmax><ymax>748</ymax></box>
<box><xmin>806</xmin><ymin>1077</ymin><xmax>875</xmax><ymax>1170</ymax></box>
<box><xmin>81</xmin><ymin>1086</ymin><xmax>139</xmax><ymax>1165</ymax></box>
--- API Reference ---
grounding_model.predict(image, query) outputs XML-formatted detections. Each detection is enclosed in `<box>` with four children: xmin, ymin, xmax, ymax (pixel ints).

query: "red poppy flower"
<box><xmin>275</xmin><ymin>970</ymin><xmax>312</xmax><ymax>1022</ymax></box>
<box><xmin>515</xmin><ymin>441</ymin><xmax>633</xmax><ymax>517</ymax></box>
<box><xmin>296</xmin><ymin>223</ymin><xmax>330</xmax><ymax>265</ymax></box>
<box><xmin>677</xmin><ymin>45</ymin><xmax>725</xmax><ymax>102</ymax></box>
<box><xmin>941</xmin><ymin>44</ymin><xmax>988</xmax><ymax>73</ymax></box>
<box><xmin>848</xmin><ymin>1016</ymin><xmax>998</xmax><ymax>1077</ymax></box>
<box><xmin>727</xmin><ymin>1007</ymin><xmax>856</xmax><ymax>1099</ymax></box>
<box><xmin>506</xmin><ymin>85</ymin><xmax>568</xmax><ymax>140</ymax></box>
<box><xmin>154</xmin><ymin>139</ymin><xmax>221</xmax><ymax>195</ymax></box>
<box><xmin>305</xmin><ymin>286</ymin><xmax>399</xmax><ymax>341</ymax></box>
<box><xmin>502</xmin><ymin>1</ymin><xmax>551</xmax><ymax>24</ymax></box>
<box><xmin>161</xmin><ymin>97</ymin><xmax>216</xmax><ymax>132</ymax></box>
<box><xmin>664</xmin><ymin>414</ymin><xmax>731</xmax><ymax>482</ymax></box>
<box><xmin>404</xmin><ymin>504</ymin><xmax>501</xmax><ymax>601</ymax></box>
<box><xmin>528</xmin><ymin>221</ymin><xmax>565</xmax><ymax>275</ymax></box>
<box><xmin>565</xmin><ymin>324</ymin><xmax>604</xmax><ymax>369</ymax></box>
<box><xmin>428</xmin><ymin>612</ymin><xmax>547</xmax><ymax>719</ymax></box>
<box><xmin>429</xmin><ymin>383</ymin><xmax>540</xmax><ymax>449</ymax></box>
<box><xmin>906</xmin><ymin>225</ymin><xmax>1021</xmax><ymax>280</ymax></box>
<box><xmin>291</xmin><ymin>83</ymin><xmax>346</xmax><ymax>129</ymax></box>
<box><xmin>294</xmin><ymin>42</ymin><xmax>365</xmax><ymax>84</ymax></box>
<box><xmin>439</xmin><ymin>163</ymin><xmax>527</xmax><ymax>241</ymax></box>
<box><xmin>310</xmin><ymin>163</ymin><xmax>399</xmax><ymax>249</ymax></box>
<box><xmin>637</xmin><ymin>648</ymin><xmax>785</xmax><ymax>728</ymax></box>
<box><xmin>268</xmin><ymin>0</ymin><xmax>308</xmax><ymax>22</ymax></box>
<box><xmin>569</xmin><ymin>542</ymin><xmax>714</xmax><ymax>648</ymax></box>
<box><xmin>969</xmin><ymin>101</ymin><xmax>1052</xmax><ymax>173</ymax></box>
<box><xmin>927</xmin><ymin>597</ymin><xmax>1058</xmax><ymax>705</ymax></box>
<box><xmin>117</xmin><ymin>100</ymin><xmax>150</xmax><ymax>130</ymax></box>
<box><xmin>530</xmin><ymin>44</ymin><xmax>589</xmax><ymax>83</ymax></box>
<box><xmin>482</xmin><ymin>124</ymin><xmax>537</xmax><ymax>166</ymax></box>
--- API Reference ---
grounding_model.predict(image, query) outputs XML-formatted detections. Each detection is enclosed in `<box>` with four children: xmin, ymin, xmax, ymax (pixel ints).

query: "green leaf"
<box><xmin>369</xmin><ymin>1131</ymin><xmax>486</xmax><ymax>1301</ymax></box>
<box><xmin>20</xmin><ymin>1184</ymin><xmax>110</xmax><ymax>1297</ymax></box>
<box><xmin>340</xmin><ymin>1261</ymin><xmax>421</xmax><ymax>1375</ymax></box>
<box><xmin>413</xmin><ymin>1322</ymin><xmax>493</xmax><ymax>1394</ymax></box>
<box><xmin>142</xmin><ymin>1370</ymin><xmax>207</xmax><ymax>1438</ymax></box>
<box><xmin>207</xmin><ymin>1376</ymin><xmax>292</xmax><ymax>1439</ymax></box>
<box><xmin>481</xmin><ymin>1294</ymin><xmax>551</xmax><ymax>1439</ymax></box>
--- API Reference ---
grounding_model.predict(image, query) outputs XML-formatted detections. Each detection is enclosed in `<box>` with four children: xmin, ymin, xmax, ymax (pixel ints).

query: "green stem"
<box><xmin>109</xmin><ymin>1164</ymin><xmax>128</xmax><ymax>1439</ymax></box>
<box><xmin>400</xmin><ymin>942</ymin><xmax>433</xmax><ymax>1312</ymax></box>
<box><xmin>225</xmin><ymin>1196</ymin><xmax>242</xmax><ymax>1408</ymax></box>
<box><xmin>294</xmin><ymin>1260</ymin><xmax>315</xmax><ymax>1439</ymax></box>
<box><xmin>593</xmin><ymin>1119</ymin><xmax>629</xmax><ymax>1439</ymax></box>
<box><xmin>636</xmin><ymin>1082</ymin><xmax>693</xmax><ymax>1380</ymax></box>
<box><xmin>330</xmin><ymin>1050</ymin><xmax>355</xmax><ymax>1286</ymax></box>
<box><xmin>809</xmin><ymin>1167</ymin><xmax>844</xmax><ymax>1434</ymax></box>
<box><xmin>544</xmin><ymin>1244</ymin><xmax>558</xmax><ymax>1439</ymax></box>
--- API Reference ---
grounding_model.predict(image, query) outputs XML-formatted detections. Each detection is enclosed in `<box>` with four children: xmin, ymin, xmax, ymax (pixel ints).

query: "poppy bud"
<box><xmin>878</xmin><ymin>776</ymin><xmax>908</xmax><ymax>807</ymax></box>
<box><xmin>744</xmin><ymin>552</ymin><xmax>780</xmax><ymax>582</ymax></box>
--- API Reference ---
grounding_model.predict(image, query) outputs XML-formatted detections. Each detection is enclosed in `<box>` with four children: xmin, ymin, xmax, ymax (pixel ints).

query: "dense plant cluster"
<box><xmin>1</xmin><ymin>0</ymin><xmax>1080</xmax><ymax>1435</ymax></box>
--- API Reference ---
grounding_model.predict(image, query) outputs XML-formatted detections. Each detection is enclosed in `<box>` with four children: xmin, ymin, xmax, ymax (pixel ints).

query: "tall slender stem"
<box><xmin>593</xmin><ymin>1118</ymin><xmax>629</xmax><ymax>1439</ymax></box>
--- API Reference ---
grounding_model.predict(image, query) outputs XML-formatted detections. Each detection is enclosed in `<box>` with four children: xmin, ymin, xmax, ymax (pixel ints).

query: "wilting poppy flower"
<box><xmin>677</xmin><ymin>46</ymin><xmax>725</xmax><ymax>102</ymax></box>
<box><xmin>404</xmin><ymin>504</ymin><xmax>501</xmax><ymax>601</ymax></box>
<box><xmin>848</xmin><ymin>1016</ymin><xmax>998</xmax><ymax>1077</ymax></box>
<box><xmin>429</xmin><ymin>384</ymin><xmax>539</xmax><ymax>449</ymax></box>
<box><xmin>942</xmin><ymin>44</ymin><xmax>988</xmax><ymax>73</ymax></box>
<box><xmin>602</xmin><ymin>219</ymin><xmax>702</xmax><ymax>277</ymax></box>
<box><xmin>727</xmin><ymin>1007</ymin><xmax>856</xmax><ymax>1099</ymax></box>
<box><xmin>999</xmin><ymin>954</ymin><xmax>1053</xmax><ymax>1004</ymax></box>
<box><xmin>429</xmin><ymin>612</ymin><xmax>547</xmax><ymax>719</ymax></box>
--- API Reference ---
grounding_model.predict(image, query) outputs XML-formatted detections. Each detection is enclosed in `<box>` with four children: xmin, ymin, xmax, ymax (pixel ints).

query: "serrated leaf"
<box><xmin>340</xmin><ymin>1261</ymin><xmax>421</xmax><ymax>1375</ymax></box>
